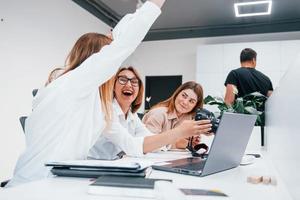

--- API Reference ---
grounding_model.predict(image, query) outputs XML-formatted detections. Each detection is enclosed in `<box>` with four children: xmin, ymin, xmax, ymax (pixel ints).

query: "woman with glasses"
<box><xmin>7</xmin><ymin>0</ymin><xmax>166</xmax><ymax>187</ymax></box>
<box><xmin>88</xmin><ymin>67</ymin><xmax>212</xmax><ymax>160</ymax></box>
<box><xmin>142</xmin><ymin>81</ymin><xmax>206</xmax><ymax>150</ymax></box>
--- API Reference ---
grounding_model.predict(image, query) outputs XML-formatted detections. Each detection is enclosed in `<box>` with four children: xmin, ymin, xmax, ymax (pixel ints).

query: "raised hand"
<box><xmin>149</xmin><ymin>0</ymin><xmax>166</xmax><ymax>8</ymax></box>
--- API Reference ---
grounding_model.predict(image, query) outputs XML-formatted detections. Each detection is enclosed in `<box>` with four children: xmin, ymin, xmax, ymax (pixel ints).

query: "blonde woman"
<box><xmin>8</xmin><ymin>0</ymin><xmax>166</xmax><ymax>187</ymax></box>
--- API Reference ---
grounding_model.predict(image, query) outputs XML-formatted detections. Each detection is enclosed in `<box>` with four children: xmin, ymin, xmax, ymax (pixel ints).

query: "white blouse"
<box><xmin>7</xmin><ymin>2</ymin><xmax>161</xmax><ymax>187</ymax></box>
<box><xmin>88</xmin><ymin>99</ymin><xmax>153</xmax><ymax>160</ymax></box>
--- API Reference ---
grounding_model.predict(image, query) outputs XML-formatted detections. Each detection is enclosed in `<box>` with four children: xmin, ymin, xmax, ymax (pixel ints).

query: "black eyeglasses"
<box><xmin>186</xmin><ymin>136</ymin><xmax>209</xmax><ymax>158</ymax></box>
<box><xmin>117</xmin><ymin>76</ymin><xmax>139</xmax><ymax>87</ymax></box>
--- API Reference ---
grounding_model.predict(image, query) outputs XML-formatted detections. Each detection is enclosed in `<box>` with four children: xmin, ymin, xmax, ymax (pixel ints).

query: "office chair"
<box><xmin>18</xmin><ymin>89</ymin><xmax>37</xmax><ymax>133</ymax></box>
<box><xmin>19</xmin><ymin>116</ymin><xmax>28</xmax><ymax>133</ymax></box>
<box><xmin>32</xmin><ymin>89</ymin><xmax>38</xmax><ymax>97</ymax></box>
<box><xmin>137</xmin><ymin>113</ymin><xmax>144</xmax><ymax>120</ymax></box>
<box><xmin>0</xmin><ymin>180</ymin><xmax>9</xmax><ymax>187</ymax></box>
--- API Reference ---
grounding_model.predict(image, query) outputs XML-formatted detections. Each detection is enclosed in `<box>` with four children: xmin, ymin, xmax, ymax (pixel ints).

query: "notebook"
<box><xmin>46</xmin><ymin>160</ymin><xmax>150</xmax><ymax>178</ymax></box>
<box><xmin>88</xmin><ymin>176</ymin><xmax>172</xmax><ymax>198</ymax></box>
<box><xmin>152</xmin><ymin>112</ymin><xmax>256</xmax><ymax>177</ymax></box>
<box><xmin>50</xmin><ymin>167</ymin><xmax>148</xmax><ymax>178</ymax></box>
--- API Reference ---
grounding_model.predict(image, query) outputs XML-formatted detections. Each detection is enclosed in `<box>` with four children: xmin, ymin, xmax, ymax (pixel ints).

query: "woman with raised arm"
<box><xmin>7</xmin><ymin>0</ymin><xmax>166</xmax><ymax>187</ymax></box>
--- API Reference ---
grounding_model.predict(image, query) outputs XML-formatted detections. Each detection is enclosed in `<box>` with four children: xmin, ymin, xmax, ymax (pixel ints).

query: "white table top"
<box><xmin>0</xmin><ymin>151</ymin><xmax>293</xmax><ymax>200</ymax></box>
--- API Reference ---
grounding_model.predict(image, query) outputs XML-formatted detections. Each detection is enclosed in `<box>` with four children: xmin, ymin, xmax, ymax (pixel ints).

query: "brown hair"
<box><xmin>152</xmin><ymin>81</ymin><xmax>204</xmax><ymax>115</ymax></box>
<box><xmin>46</xmin><ymin>32</ymin><xmax>112</xmax><ymax>85</ymax></box>
<box><xmin>100</xmin><ymin>66</ymin><xmax>144</xmax><ymax>123</ymax></box>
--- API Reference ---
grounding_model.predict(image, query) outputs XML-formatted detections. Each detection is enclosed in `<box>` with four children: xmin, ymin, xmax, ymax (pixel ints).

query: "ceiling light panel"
<box><xmin>234</xmin><ymin>1</ymin><xmax>272</xmax><ymax>17</ymax></box>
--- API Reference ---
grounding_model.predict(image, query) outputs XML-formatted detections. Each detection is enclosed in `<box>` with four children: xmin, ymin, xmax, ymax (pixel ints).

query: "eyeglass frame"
<box><xmin>117</xmin><ymin>76</ymin><xmax>140</xmax><ymax>87</ymax></box>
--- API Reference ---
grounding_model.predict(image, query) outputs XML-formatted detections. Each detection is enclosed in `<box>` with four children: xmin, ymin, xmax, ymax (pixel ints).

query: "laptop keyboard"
<box><xmin>175</xmin><ymin>161</ymin><xmax>205</xmax><ymax>171</ymax></box>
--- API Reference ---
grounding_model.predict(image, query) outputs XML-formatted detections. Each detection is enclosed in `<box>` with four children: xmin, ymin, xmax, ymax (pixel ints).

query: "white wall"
<box><xmin>0</xmin><ymin>0</ymin><xmax>110</xmax><ymax>181</ymax></box>
<box><xmin>266</xmin><ymin>55</ymin><xmax>300</xmax><ymax>199</ymax></box>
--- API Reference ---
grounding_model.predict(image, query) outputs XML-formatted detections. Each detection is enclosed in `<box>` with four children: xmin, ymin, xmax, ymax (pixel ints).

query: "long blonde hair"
<box><xmin>100</xmin><ymin>66</ymin><xmax>144</xmax><ymax>123</ymax></box>
<box><xmin>151</xmin><ymin>81</ymin><xmax>204</xmax><ymax>115</ymax></box>
<box><xmin>46</xmin><ymin>32</ymin><xmax>114</xmax><ymax>126</ymax></box>
<box><xmin>46</xmin><ymin>33</ymin><xmax>112</xmax><ymax>85</ymax></box>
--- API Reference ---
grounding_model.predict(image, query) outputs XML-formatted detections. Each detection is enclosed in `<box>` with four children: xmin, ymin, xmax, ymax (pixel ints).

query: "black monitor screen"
<box><xmin>145</xmin><ymin>75</ymin><xmax>182</xmax><ymax>110</ymax></box>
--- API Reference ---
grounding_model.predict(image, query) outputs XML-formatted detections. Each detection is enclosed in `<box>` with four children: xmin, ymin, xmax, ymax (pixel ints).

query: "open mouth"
<box><xmin>122</xmin><ymin>90</ymin><xmax>133</xmax><ymax>96</ymax></box>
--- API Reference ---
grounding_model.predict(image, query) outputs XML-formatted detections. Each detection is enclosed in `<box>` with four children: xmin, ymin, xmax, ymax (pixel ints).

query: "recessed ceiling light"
<box><xmin>234</xmin><ymin>1</ymin><xmax>272</xmax><ymax>17</ymax></box>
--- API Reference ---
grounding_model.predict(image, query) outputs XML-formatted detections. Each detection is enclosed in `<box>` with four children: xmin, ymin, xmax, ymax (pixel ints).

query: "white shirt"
<box><xmin>7</xmin><ymin>2</ymin><xmax>161</xmax><ymax>187</ymax></box>
<box><xmin>88</xmin><ymin>99</ymin><xmax>153</xmax><ymax>160</ymax></box>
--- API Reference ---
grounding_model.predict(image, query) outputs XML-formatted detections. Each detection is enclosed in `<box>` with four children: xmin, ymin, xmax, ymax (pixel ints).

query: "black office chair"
<box><xmin>0</xmin><ymin>180</ymin><xmax>9</xmax><ymax>187</ymax></box>
<box><xmin>18</xmin><ymin>89</ymin><xmax>37</xmax><ymax>133</ymax></box>
<box><xmin>137</xmin><ymin>113</ymin><xmax>144</xmax><ymax>120</ymax></box>
<box><xmin>32</xmin><ymin>89</ymin><xmax>38</xmax><ymax>97</ymax></box>
<box><xmin>19</xmin><ymin>116</ymin><xmax>28</xmax><ymax>133</ymax></box>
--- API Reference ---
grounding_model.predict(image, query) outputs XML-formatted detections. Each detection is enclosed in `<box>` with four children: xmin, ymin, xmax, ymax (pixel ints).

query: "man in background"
<box><xmin>224</xmin><ymin>48</ymin><xmax>273</xmax><ymax>105</ymax></box>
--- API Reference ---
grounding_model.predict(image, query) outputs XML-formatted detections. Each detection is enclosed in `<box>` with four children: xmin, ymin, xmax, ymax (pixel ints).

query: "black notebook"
<box><xmin>88</xmin><ymin>176</ymin><xmax>172</xmax><ymax>198</ymax></box>
<box><xmin>46</xmin><ymin>160</ymin><xmax>149</xmax><ymax>178</ymax></box>
<box><xmin>51</xmin><ymin>167</ymin><xmax>147</xmax><ymax>178</ymax></box>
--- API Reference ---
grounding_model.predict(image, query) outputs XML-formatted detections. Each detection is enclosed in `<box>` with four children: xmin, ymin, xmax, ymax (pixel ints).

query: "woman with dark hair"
<box><xmin>88</xmin><ymin>69</ymin><xmax>212</xmax><ymax>160</ymax></box>
<box><xmin>7</xmin><ymin>0</ymin><xmax>166</xmax><ymax>187</ymax></box>
<box><xmin>142</xmin><ymin>81</ymin><xmax>206</xmax><ymax>149</ymax></box>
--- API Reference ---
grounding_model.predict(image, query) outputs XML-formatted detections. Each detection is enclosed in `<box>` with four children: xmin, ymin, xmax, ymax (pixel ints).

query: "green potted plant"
<box><xmin>204</xmin><ymin>92</ymin><xmax>267</xmax><ymax>126</ymax></box>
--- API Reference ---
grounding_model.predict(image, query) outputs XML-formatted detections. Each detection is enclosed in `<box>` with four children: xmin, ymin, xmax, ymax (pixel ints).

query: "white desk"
<box><xmin>0</xmin><ymin>151</ymin><xmax>293</xmax><ymax>200</ymax></box>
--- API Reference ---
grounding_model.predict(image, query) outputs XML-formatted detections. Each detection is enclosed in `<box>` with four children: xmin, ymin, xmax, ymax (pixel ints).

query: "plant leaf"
<box><xmin>204</xmin><ymin>92</ymin><xmax>267</xmax><ymax>126</ymax></box>
<box><xmin>244</xmin><ymin>106</ymin><xmax>262</xmax><ymax>115</ymax></box>
<box><xmin>204</xmin><ymin>95</ymin><xmax>215</xmax><ymax>104</ymax></box>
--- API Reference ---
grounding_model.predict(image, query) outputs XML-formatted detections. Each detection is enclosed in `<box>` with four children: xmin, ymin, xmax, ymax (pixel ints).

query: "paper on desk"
<box><xmin>152</xmin><ymin>162</ymin><xmax>172</xmax><ymax>166</ymax></box>
<box><xmin>121</xmin><ymin>158</ymin><xmax>155</xmax><ymax>169</ymax></box>
<box><xmin>45</xmin><ymin>160</ymin><xmax>141</xmax><ymax>169</ymax></box>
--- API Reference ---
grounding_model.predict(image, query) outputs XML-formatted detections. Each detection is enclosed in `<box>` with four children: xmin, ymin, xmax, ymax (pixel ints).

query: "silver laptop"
<box><xmin>152</xmin><ymin>112</ymin><xmax>256</xmax><ymax>177</ymax></box>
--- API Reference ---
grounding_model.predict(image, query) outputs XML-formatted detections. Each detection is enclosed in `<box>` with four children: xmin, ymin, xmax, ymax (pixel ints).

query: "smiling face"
<box><xmin>174</xmin><ymin>89</ymin><xmax>198</xmax><ymax>115</ymax></box>
<box><xmin>114</xmin><ymin>69</ymin><xmax>140</xmax><ymax>112</ymax></box>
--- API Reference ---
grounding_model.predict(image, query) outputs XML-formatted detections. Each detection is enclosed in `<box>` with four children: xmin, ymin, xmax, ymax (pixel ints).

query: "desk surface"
<box><xmin>0</xmin><ymin>151</ymin><xmax>293</xmax><ymax>200</ymax></box>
